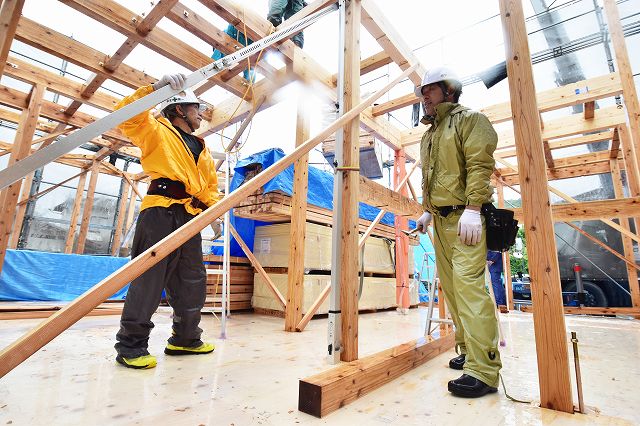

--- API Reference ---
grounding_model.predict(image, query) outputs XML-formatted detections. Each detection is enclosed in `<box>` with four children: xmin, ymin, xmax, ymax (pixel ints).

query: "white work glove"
<box><xmin>416</xmin><ymin>212</ymin><xmax>432</xmax><ymax>234</ymax></box>
<box><xmin>152</xmin><ymin>73</ymin><xmax>186</xmax><ymax>91</ymax></box>
<box><xmin>457</xmin><ymin>208</ymin><xmax>482</xmax><ymax>246</ymax></box>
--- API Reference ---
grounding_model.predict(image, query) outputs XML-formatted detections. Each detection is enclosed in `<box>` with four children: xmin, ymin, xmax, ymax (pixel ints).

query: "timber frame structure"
<box><xmin>0</xmin><ymin>0</ymin><xmax>638</xmax><ymax>418</ymax></box>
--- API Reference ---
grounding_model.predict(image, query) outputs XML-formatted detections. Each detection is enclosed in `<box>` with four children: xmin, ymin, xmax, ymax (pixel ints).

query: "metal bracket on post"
<box><xmin>327</xmin><ymin>0</ymin><xmax>347</xmax><ymax>365</ymax></box>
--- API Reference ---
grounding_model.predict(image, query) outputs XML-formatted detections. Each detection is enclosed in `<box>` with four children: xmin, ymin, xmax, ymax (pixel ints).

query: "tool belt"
<box><xmin>435</xmin><ymin>205</ymin><xmax>466</xmax><ymax>217</ymax></box>
<box><xmin>481</xmin><ymin>203</ymin><xmax>519</xmax><ymax>252</ymax></box>
<box><xmin>434</xmin><ymin>203</ymin><xmax>518</xmax><ymax>251</ymax></box>
<box><xmin>147</xmin><ymin>178</ymin><xmax>209</xmax><ymax>211</ymax></box>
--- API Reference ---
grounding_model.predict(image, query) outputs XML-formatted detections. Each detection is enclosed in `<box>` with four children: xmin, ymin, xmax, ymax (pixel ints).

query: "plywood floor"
<box><xmin>0</xmin><ymin>308</ymin><xmax>638</xmax><ymax>425</ymax></box>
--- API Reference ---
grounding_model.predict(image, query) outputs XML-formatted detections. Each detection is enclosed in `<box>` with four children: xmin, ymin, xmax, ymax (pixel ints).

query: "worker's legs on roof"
<box><xmin>433</xmin><ymin>212</ymin><xmax>502</xmax><ymax>392</ymax></box>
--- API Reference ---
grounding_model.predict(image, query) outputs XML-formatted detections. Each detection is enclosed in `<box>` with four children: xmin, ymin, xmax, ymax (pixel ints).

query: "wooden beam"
<box><xmin>584</xmin><ymin>101</ymin><xmax>595</xmax><ymax>119</ymax></box>
<box><xmin>610</xmin><ymin>159</ymin><xmax>640</xmax><ymax>308</ymax></box>
<box><xmin>499</xmin><ymin>0</ymin><xmax>573</xmax><ymax>412</ymax></box>
<box><xmin>0</xmin><ymin>83</ymin><xmax>44</xmax><ymax>274</ymax></box>
<box><xmin>510</xmin><ymin>197</ymin><xmax>640</xmax><ymax>223</ymax></box>
<box><xmin>360</xmin><ymin>0</ymin><xmax>425</xmax><ymax>86</ymax></box>
<box><xmin>372</xmin><ymin>93</ymin><xmax>417</xmax><ymax>117</ymax></box>
<box><xmin>75</xmin><ymin>162</ymin><xmax>99</xmax><ymax>254</ymax></box>
<box><xmin>496</xmin><ymin>181</ymin><xmax>514</xmax><ymax>310</ymax></box>
<box><xmin>335</xmin><ymin>0</ymin><xmax>361</xmax><ymax>362</ymax></box>
<box><xmin>8</xmin><ymin>172</ymin><xmax>33</xmax><ymax>249</ymax></box>
<box><xmin>564</xmin><ymin>221</ymin><xmax>640</xmax><ymax>273</ymax></box>
<box><xmin>496</xmin><ymin>151</ymin><xmax>614</xmax><ymax>178</ymax></box>
<box><xmin>402</xmin><ymin>86</ymin><xmax>626</xmax><ymax>147</ymax></box>
<box><xmin>285</xmin><ymin>97</ymin><xmax>310</xmax><ymax>332</ymax></box>
<box><xmin>495</xmin><ymin>130</ymin><xmax>615</xmax><ymax>159</ymax></box>
<box><xmin>14</xmin><ymin>17</ymin><xmax>155</xmax><ymax>89</ymax></box>
<box><xmin>4</xmin><ymin>56</ymin><xmax>119</xmax><ymax>112</ymax></box>
<box><xmin>64</xmin><ymin>171</ymin><xmax>87</xmax><ymax>254</ymax></box>
<box><xmin>359</xmin><ymin>175</ymin><xmax>422</xmax><ymax>218</ymax></box>
<box><xmin>520</xmin><ymin>305</ymin><xmax>640</xmax><ymax>316</ymax></box>
<box><xmin>498</xmin><ymin>160</ymin><xmax>612</xmax><ymax>185</ymax></box>
<box><xmin>0</xmin><ymin>84</ymin><xmax>128</xmax><ymax>143</ymax></box>
<box><xmin>110</xmin><ymin>178</ymin><xmax>130</xmax><ymax>256</ymax></box>
<box><xmin>0</xmin><ymin>63</ymin><xmax>416</xmax><ymax>379</ymax></box>
<box><xmin>331</xmin><ymin>50</ymin><xmax>393</xmax><ymax>85</ymax></box>
<box><xmin>603</xmin><ymin>0</ymin><xmax>640</xmax><ymax>177</ymax></box>
<box><xmin>394</xmin><ymin>150</ymin><xmax>410</xmax><ymax>310</ymax></box>
<box><xmin>0</xmin><ymin>0</ymin><xmax>25</xmax><ymax>78</ymax></box>
<box><xmin>298</xmin><ymin>333</ymin><xmax>455</xmax><ymax>418</ymax></box>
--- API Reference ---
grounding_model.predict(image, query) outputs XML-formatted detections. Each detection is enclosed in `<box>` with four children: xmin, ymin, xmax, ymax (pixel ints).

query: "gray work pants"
<box><xmin>267</xmin><ymin>0</ymin><xmax>306</xmax><ymax>47</ymax></box>
<box><xmin>115</xmin><ymin>204</ymin><xmax>206</xmax><ymax>358</ymax></box>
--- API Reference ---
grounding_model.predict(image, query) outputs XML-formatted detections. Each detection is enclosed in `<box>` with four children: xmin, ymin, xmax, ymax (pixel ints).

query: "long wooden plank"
<box><xmin>495</xmin><ymin>130</ymin><xmax>614</xmax><ymax>158</ymax></box>
<box><xmin>285</xmin><ymin>97</ymin><xmax>310</xmax><ymax>331</ymax></box>
<box><xmin>298</xmin><ymin>332</ymin><xmax>455</xmax><ymax>417</ymax></box>
<box><xmin>0</xmin><ymin>0</ymin><xmax>26</xmax><ymax>78</ymax></box>
<box><xmin>0</xmin><ymin>63</ymin><xmax>415</xmax><ymax>379</ymax></box>
<box><xmin>359</xmin><ymin>175</ymin><xmax>422</xmax><ymax>218</ymax></box>
<box><xmin>110</xmin><ymin>179</ymin><xmax>131</xmax><ymax>256</ymax></box>
<box><xmin>499</xmin><ymin>0</ymin><xmax>573</xmax><ymax>412</ymax></box>
<box><xmin>8</xmin><ymin>172</ymin><xmax>33</xmax><ymax>248</ymax></box>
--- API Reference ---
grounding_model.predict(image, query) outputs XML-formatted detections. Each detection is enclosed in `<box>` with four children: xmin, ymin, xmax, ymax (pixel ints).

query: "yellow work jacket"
<box><xmin>420</xmin><ymin>102</ymin><xmax>497</xmax><ymax>212</ymax></box>
<box><xmin>115</xmin><ymin>85</ymin><xmax>220</xmax><ymax>216</ymax></box>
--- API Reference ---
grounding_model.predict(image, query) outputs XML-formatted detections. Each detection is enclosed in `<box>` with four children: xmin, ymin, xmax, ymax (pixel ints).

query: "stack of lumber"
<box><xmin>203</xmin><ymin>254</ymin><xmax>254</xmax><ymax>311</ymax></box>
<box><xmin>251</xmin><ymin>222</ymin><xmax>418</xmax><ymax>316</ymax></box>
<box><xmin>234</xmin><ymin>190</ymin><xmax>418</xmax><ymax>244</ymax></box>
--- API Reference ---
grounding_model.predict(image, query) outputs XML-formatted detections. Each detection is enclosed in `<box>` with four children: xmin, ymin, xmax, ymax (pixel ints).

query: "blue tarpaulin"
<box><xmin>214</xmin><ymin>148</ymin><xmax>411</xmax><ymax>258</ymax></box>
<box><xmin>0</xmin><ymin>250</ymin><xmax>130</xmax><ymax>301</ymax></box>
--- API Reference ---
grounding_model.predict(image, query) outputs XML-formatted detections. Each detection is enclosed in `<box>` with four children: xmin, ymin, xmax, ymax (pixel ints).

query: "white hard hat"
<box><xmin>158</xmin><ymin>89</ymin><xmax>202</xmax><ymax>113</ymax></box>
<box><xmin>414</xmin><ymin>66</ymin><xmax>460</xmax><ymax>97</ymax></box>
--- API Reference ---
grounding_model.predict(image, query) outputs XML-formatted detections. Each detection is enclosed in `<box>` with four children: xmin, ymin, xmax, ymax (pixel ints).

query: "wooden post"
<box><xmin>0</xmin><ymin>0</ymin><xmax>26</xmax><ymax>78</ymax></box>
<box><xmin>0</xmin><ymin>83</ymin><xmax>44</xmax><ymax>274</ymax></box>
<box><xmin>9</xmin><ymin>172</ymin><xmax>34</xmax><ymax>248</ymax></box>
<box><xmin>618</xmin><ymin>125</ymin><xmax>640</xmax><ymax>231</ymax></box>
<box><xmin>285</xmin><ymin>97</ymin><xmax>310</xmax><ymax>331</ymax></box>
<box><xmin>610</xmin><ymin>159</ymin><xmax>640</xmax><ymax>309</ymax></box>
<box><xmin>603</xmin><ymin>0</ymin><xmax>640</xmax><ymax>175</ymax></box>
<box><xmin>110</xmin><ymin>177</ymin><xmax>130</xmax><ymax>256</ymax></box>
<box><xmin>496</xmin><ymin>180</ymin><xmax>514</xmax><ymax>310</ymax></box>
<box><xmin>394</xmin><ymin>149</ymin><xmax>410</xmax><ymax>310</ymax></box>
<box><xmin>124</xmin><ymin>181</ymin><xmax>139</xmax><ymax>232</ymax></box>
<box><xmin>333</xmin><ymin>0</ymin><xmax>361</xmax><ymax>362</ymax></box>
<box><xmin>65</xmin><ymin>171</ymin><xmax>88</xmax><ymax>254</ymax></box>
<box><xmin>499</xmin><ymin>0</ymin><xmax>573</xmax><ymax>413</ymax></box>
<box><xmin>75</xmin><ymin>162</ymin><xmax>99</xmax><ymax>254</ymax></box>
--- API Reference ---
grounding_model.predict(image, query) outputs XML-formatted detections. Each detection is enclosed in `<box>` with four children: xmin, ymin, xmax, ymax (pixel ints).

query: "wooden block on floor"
<box><xmin>298</xmin><ymin>332</ymin><xmax>455</xmax><ymax>418</ymax></box>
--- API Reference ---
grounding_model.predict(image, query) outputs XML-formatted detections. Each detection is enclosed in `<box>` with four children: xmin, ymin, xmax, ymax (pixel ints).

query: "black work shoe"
<box><xmin>448</xmin><ymin>374</ymin><xmax>498</xmax><ymax>398</ymax></box>
<box><xmin>449</xmin><ymin>354</ymin><xmax>466</xmax><ymax>370</ymax></box>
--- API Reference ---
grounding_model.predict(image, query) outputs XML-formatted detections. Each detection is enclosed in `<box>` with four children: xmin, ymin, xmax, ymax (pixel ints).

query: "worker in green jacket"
<box><xmin>267</xmin><ymin>0</ymin><xmax>307</xmax><ymax>48</ymax></box>
<box><xmin>414</xmin><ymin>66</ymin><xmax>501</xmax><ymax>398</ymax></box>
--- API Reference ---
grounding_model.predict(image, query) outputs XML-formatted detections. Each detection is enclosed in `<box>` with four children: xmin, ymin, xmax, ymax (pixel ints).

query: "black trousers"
<box><xmin>115</xmin><ymin>204</ymin><xmax>206</xmax><ymax>358</ymax></box>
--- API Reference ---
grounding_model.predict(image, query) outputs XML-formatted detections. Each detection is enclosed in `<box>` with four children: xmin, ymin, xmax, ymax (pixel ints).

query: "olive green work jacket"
<box><xmin>420</xmin><ymin>102</ymin><xmax>498</xmax><ymax>212</ymax></box>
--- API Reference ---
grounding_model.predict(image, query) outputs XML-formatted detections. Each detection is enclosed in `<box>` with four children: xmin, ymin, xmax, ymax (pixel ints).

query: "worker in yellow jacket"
<box><xmin>114</xmin><ymin>74</ymin><xmax>219</xmax><ymax>369</ymax></box>
<box><xmin>414</xmin><ymin>67</ymin><xmax>501</xmax><ymax>397</ymax></box>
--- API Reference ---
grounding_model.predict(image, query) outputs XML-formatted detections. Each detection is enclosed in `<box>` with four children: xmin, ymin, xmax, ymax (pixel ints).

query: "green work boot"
<box><xmin>164</xmin><ymin>342</ymin><xmax>215</xmax><ymax>356</ymax></box>
<box><xmin>116</xmin><ymin>354</ymin><xmax>157</xmax><ymax>369</ymax></box>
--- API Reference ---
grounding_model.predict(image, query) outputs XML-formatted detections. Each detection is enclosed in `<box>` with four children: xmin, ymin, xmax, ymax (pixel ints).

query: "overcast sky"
<box><xmin>1</xmin><ymin>0</ymin><xmax>639</xmax><ymax>212</ymax></box>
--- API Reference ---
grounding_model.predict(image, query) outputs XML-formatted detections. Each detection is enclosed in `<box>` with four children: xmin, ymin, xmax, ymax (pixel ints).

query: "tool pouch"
<box><xmin>481</xmin><ymin>203</ymin><xmax>519</xmax><ymax>252</ymax></box>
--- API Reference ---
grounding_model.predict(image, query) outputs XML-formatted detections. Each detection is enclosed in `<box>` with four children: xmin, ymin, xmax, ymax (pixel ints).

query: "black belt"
<box><xmin>434</xmin><ymin>204</ymin><xmax>466</xmax><ymax>217</ymax></box>
<box><xmin>147</xmin><ymin>178</ymin><xmax>208</xmax><ymax>211</ymax></box>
